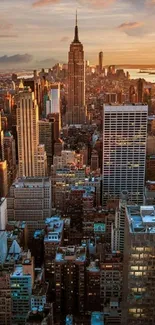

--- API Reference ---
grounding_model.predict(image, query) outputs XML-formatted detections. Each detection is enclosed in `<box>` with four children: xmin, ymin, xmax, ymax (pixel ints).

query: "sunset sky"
<box><xmin>1</xmin><ymin>0</ymin><xmax>155</xmax><ymax>67</ymax></box>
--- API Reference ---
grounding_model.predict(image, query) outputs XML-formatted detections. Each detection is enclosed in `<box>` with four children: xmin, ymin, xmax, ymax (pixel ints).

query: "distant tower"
<box><xmin>137</xmin><ymin>78</ymin><xmax>144</xmax><ymax>103</ymax></box>
<box><xmin>129</xmin><ymin>85</ymin><xmax>136</xmax><ymax>103</ymax></box>
<box><xmin>99</xmin><ymin>51</ymin><xmax>103</xmax><ymax>73</ymax></box>
<box><xmin>67</xmin><ymin>11</ymin><xmax>86</xmax><ymax>125</ymax></box>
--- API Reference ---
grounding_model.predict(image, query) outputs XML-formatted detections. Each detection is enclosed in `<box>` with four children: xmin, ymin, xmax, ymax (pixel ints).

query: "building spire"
<box><xmin>73</xmin><ymin>10</ymin><xmax>80</xmax><ymax>43</ymax></box>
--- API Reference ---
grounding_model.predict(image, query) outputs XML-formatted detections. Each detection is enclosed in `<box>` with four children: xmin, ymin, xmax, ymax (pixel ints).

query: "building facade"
<box><xmin>122</xmin><ymin>205</ymin><xmax>155</xmax><ymax>325</ymax></box>
<box><xmin>66</xmin><ymin>14</ymin><xmax>86</xmax><ymax>125</ymax></box>
<box><xmin>102</xmin><ymin>104</ymin><xmax>148</xmax><ymax>205</ymax></box>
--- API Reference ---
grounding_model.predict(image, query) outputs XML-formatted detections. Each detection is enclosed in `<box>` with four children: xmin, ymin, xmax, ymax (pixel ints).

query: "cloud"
<box><xmin>60</xmin><ymin>36</ymin><xmax>69</xmax><ymax>42</ymax></box>
<box><xmin>78</xmin><ymin>0</ymin><xmax>116</xmax><ymax>8</ymax></box>
<box><xmin>0</xmin><ymin>34</ymin><xmax>17</xmax><ymax>38</ymax></box>
<box><xmin>0</xmin><ymin>22</ymin><xmax>13</xmax><ymax>30</ymax></box>
<box><xmin>118</xmin><ymin>22</ymin><xmax>144</xmax><ymax>30</ymax></box>
<box><xmin>32</xmin><ymin>0</ymin><xmax>60</xmax><ymax>7</ymax></box>
<box><xmin>0</xmin><ymin>54</ymin><xmax>33</xmax><ymax>64</ymax></box>
<box><xmin>36</xmin><ymin>57</ymin><xmax>60</xmax><ymax>67</ymax></box>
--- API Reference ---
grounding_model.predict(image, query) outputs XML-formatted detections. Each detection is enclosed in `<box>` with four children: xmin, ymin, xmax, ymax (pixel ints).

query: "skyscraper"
<box><xmin>99</xmin><ymin>51</ymin><xmax>103</xmax><ymax>73</ymax></box>
<box><xmin>50</xmin><ymin>83</ymin><xmax>60</xmax><ymax>114</ymax></box>
<box><xmin>67</xmin><ymin>12</ymin><xmax>86</xmax><ymax>125</ymax></box>
<box><xmin>0</xmin><ymin>113</ymin><xmax>4</xmax><ymax>161</ymax></box>
<box><xmin>102</xmin><ymin>104</ymin><xmax>148</xmax><ymax>205</ymax></box>
<box><xmin>122</xmin><ymin>205</ymin><xmax>155</xmax><ymax>325</ymax></box>
<box><xmin>17</xmin><ymin>89</ymin><xmax>47</xmax><ymax>177</ymax></box>
<box><xmin>137</xmin><ymin>78</ymin><xmax>144</xmax><ymax>103</ymax></box>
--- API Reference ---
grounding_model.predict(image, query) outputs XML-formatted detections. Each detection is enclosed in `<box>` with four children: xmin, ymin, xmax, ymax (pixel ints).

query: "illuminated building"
<box><xmin>17</xmin><ymin>89</ymin><xmax>47</xmax><ymax>177</ymax></box>
<box><xmin>100</xmin><ymin>251</ymin><xmax>123</xmax><ymax>308</ymax></box>
<box><xmin>67</xmin><ymin>13</ymin><xmax>86</xmax><ymax>125</ymax></box>
<box><xmin>0</xmin><ymin>197</ymin><xmax>7</xmax><ymax>230</ymax></box>
<box><xmin>54</xmin><ymin>246</ymin><xmax>86</xmax><ymax>316</ymax></box>
<box><xmin>4</xmin><ymin>131</ymin><xmax>17</xmax><ymax>188</ymax></box>
<box><xmin>99</xmin><ymin>51</ymin><xmax>103</xmax><ymax>73</ymax></box>
<box><xmin>102</xmin><ymin>104</ymin><xmax>148</xmax><ymax>205</ymax></box>
<box><xmin>10</xmin><ymin>252</ymin><xmax>34</xmax><ymax>324</ymax></box>
<box><xmin>0</xmin><ymin>160</ymin><xmax>8</xmax><ymax>197</ymax></box>
<box><xmin>137</xmin><ymin>78</ymin><xmax>144</xmax><ymax>103</ymax></box>
<box><xmin>0</xmin><ymin>271</ymin><xmax>12</xmax><ymax>325</ymax></box>
<box><xmin>0</xmin><ymin>113</ymin><xmax>4</xmax><ymax>161</ymax></box>
<box><xmin>86</xmin><ymin>261</ymin><xmax>101</xmax><ymax>311</ymax></box>
<box><xmin>50</xmin><ymin>83</ymin><xmax>60</xmax><ymax>114</ymax></box>
<box><xmin>44</xmin><ymin>216</ymin><xmax>64</xmax><ymax>280</ymax></box>
<box><xmin>122</xmin><ymin>205</ymin><xmax>155</xmax><ymax>325</ymax></box>
<box><xmin>7</xmin><ymin>177</ymin><xmax>51</xmax><ymax>243</ymax></box>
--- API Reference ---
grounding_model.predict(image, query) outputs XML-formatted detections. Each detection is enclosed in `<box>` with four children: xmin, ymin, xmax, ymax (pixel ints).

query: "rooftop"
<box><xmin>91</xmin><ymin>312</ymin><xmax>104</xmax><ymax>325</ymax></box>
<box><xmin>44</xmin><ymin>216</ymin><xmax>64</xmax><ymax>243</ymax></box>
<box><xmin>66</xmin><ymin>315</ymin><xmax>73</xmax><ymax>325</ymax></box>
<box><xmin>87</xmin><ymin>261</ymin><xmax>100</xmax><ymax>273</ymax></box>
<box><xmin>104</xmin><ymin>104</ymin><xmax>148</xmax><ymax>112</ymax></box>
<box><xmin>126</xmin><ymin>205</ymin><xmax>155</xmax><ymax>234</ymax></box>
<box><xmin>55</xmin><ymin>246</ymin><xmax>86</xmax><ymax>263</ymax></box>
<box><xmin>12</xmin><ymin>177</ymin><xmax>50</xmax><ymax>188</ymax></box>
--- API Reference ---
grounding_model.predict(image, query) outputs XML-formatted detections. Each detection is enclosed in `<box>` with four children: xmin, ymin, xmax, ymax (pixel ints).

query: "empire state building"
<box><xmin>66</xmin><ymin>13</ymin><xmax>86</xmax><ymax>125</ymax></box>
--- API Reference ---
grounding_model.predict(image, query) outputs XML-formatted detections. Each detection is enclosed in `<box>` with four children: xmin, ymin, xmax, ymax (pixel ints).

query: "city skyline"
<box><xmin>1</xmin><ymin>0</ymin><xmax>155</xmax><ymax>67</ymax></box>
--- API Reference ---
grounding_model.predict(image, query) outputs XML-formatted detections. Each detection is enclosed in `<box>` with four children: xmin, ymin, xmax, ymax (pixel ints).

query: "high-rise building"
<box><xmin>102</xmin><ymin>104</ymin><xmax>148</xmax><ymax>205</ymax></box>
<box><xmin>55</xmin><ymin>246</ymin><xmax>86</xmax><ymax>316</ymax></box>
<box><xmin>112</xmin><ymin>190</ymin><xmax>129</xmax><ymax>253</ymax></box>
<box><xmin>122</xmin><ymin>205</ymin><xmax>155</xmax><ymax>325</ymax></box>
<box><xmin>17</xmin><ymin>89</ymin><xmax>47</xmax><ymax>177</ymax></box>
<box><xmin>4</xmin><ymin>131</ymin><xmax>17</xmax><ymax>188</ymax></box>
<box><xmin>0</xmin><ymin>270</ymin><xmax>12</xmax><ymax>325</ymax></box>
<box><xmin>137</xmin><ymin>78</ymin><xmax>144</xmax><ymax>103</ymax></box>
<box><xmin>17</xmin><ymin>89</ymin><xmax>38</xmax><ymax>176</ymax></box>
<box><xmin>39</xmin><ymin>119</ymin><xmax>53</xmax><ymax>168</ymax></box>
<box><xmin>50</xmin><ymin>83</ymin><xmax>60</xmax><ymax>114</ymax></box>
<box><xmin>99</xmin><ymin>51</ymin><xmax>103</xmax><ymax>73</ymax></box>
<box><xmin>0</xmin><ymin>231</ymin><xmax>7</xmax><ymax>264</ymax></box>
<box><xmin>10</xmin><ymin>253</ymin><xmax>34</xmax><ymax>324</ymax></box>
<box><xmin>7</xmin><ymin>177</ymin><xmax>51</xmax><ymax>242</ymax></box>
<box><xmin>129</xmin><ymin>85</ymin><xmax>137</xmax><ymax>103</ymax></box>
<box><xmin>0</xmin><ymin>113</ymin><xmax>4</xmax><ymax>161</ymax></box>
<box><xmin>0</xmin><ymin>160</ymin><xmax>8</xmax><ymax>197</ymax></box>
<box><xmin>67</xmin><ymin>13</ymin><xmax>86</xmax><ymax>125</ymax></box>
<box><xmin>0</xmin><ymin>197</ymin><xmax>7</xmax><ymax>230</ymax></box>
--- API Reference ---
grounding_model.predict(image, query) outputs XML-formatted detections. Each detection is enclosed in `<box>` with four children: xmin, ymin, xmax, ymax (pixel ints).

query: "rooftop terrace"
<box><xmin>44</xmin><ymin>216</ymin><xmax>64</xmax><ymax>243</ymax></box>
<box><xmin>127</xmin><ymin>205</ymin><xmax>155</xmax><ymax>234</ymax></box>
<box><xmin>12</xmin><ymin>177</ymin><xmax>50</xmax><ymax>188</ymax></box>
<box><xmin>55</xmin><ymin>246</ymin><xmax>86</xmax><ymax>263</ymax></box>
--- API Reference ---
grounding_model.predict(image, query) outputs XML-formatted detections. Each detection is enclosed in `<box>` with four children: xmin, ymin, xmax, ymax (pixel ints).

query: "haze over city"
<box><xmin>1</xmin><ymin>0</ymin><xmax>155</xmax><ymax>68</ymax></box>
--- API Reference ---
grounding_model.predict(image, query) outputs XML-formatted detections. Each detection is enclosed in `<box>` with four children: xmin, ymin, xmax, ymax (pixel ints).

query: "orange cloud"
<box><xmin>78</xmin><ymin>0</ymin><xmax>116</xmax><ymax>7</ymax></box>
<box><xmin>33</xmin><ymin>0</ymin><xmax>60</xmax><ymax>7</ymax></box>
<box><xmin>33</xmin><ymin>0</ymin><xmax>116</xmax><ymax>7</ymax></box>
<box><xmin>118</xmin><ymin>22</ymin><xmax>144</xmax><ymax>30</ymax></box>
